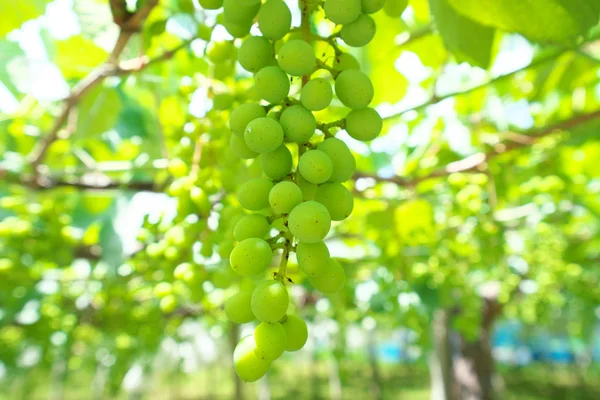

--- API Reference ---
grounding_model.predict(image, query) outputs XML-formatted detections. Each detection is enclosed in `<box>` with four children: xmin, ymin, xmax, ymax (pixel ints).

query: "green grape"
<box><xmin>234</xmin><ymin>214</ymin><xmax>271</xmax><ymax>241</ymax></box>
<box><xmin>168</xmin><ymin>158</ymin><xmax>188</xmax><ymax>178</ymax></box>
<box><xmin>255</xmin><ymin>66</ymin><xmax>290</xmax><ymax>104</ymax></box>
<box><xmin>258</xmin><ymin>0</ymin><xmax>292</xmax><ymax>40</ymax></box>
<box><xmin>234</xmin><ymin>335</ymin><xmax>271</xmax><ymax>382</ymax></box>
<box><xmin>384</xmin><ymin>0</ymin><xmax>408</xmax><ymax>17</ymax></box>
<box><xmin>154</xmin><ymin>282</ymin><xmax>173</xmax><ymax>298</ymax></box>
<box><xmin>199</xmin><ymin>0</ymin><xmax>223</xmax><ymax>10</ymax></box>
<box><xmin>309</xmin><ymin>258</ymin><xmax>346</xmax><ymax>294</ymax></box>
<box><xmin>288</xmin><ymin>201</ymin><xmax>331</xmax><ymax>243</ymax></box>
<box><xmin>317</xmin><ymin>138</ymin><xmax>356</xmax><ymax>182</ymax></box>
<box><xmin>345</xmin><ymin>107</ymin><xmax>382</xmax><ymax>141</ymax></box>
<box><xmin>238</xmin><ymin>36</ymin><xmax>274</xmax><ymax>73</ymax></box>
<box><xmin>174</xmin><ymin>262</ymin><xmax>201</xmax><ymax>283</ymax></box>
<box><xmin>222</xmin><ymin>18</ymin><xmax>252</xmax><ymax>38</ymax></box>
<box><xmin>230</xmin><ymin>134</ymin><xmax>259</xmax><ymax>159</ymax></box>
<box><xmin>190</xmin><ymin>186</ymin><xmax>211</xmax><ymax>215</ymax></box>
<box><xmin>225</xmin><ymin>291</ymin><xmax>255</xmax><ymax>323</ymax></box>
<box><xmin>146</xmin><ymin>242</ymin><xmax>164</xmax><ymax>258</ymax></box>
<box><xmin>165</xmin><ymin>226</ymin><xmax>185</xmax><ymax>245</ymax></box>
<box><xmin>282</xmin><ymin>315</ymin><xmax>308</xmax><ymax>351</ymax></box>
<box><xmin>298</xmin><ymin>177</ymin><xmax>318</xmax><ymax>201</ymax></box>
<box><xmin>279</xmin><ymin>105</ymin><xmax>316</xmax><ymax>143</ymax></box>
<box><xmin>199</xmin><ymin>24</ymin><xmax>214</xmax><ymax>41</ymax></box>
<box><xmin>213</xmin><ymin>267</ymin><xmax>235</xmax><ymax>288</ymax></box>
<box><xmin>230</xmin><ymin>103</ymin><xmax>267</xmax><ymax>136</ymax></box>
<box><xmin>213</xmin><ymin>93</ymin><xmax>234</xmax><ymax>110</ymax></box>
<box><xmin>301</xmin><ymin>78</ymin><xmax>333</xmax><ymax>111</ymax></box>
<box><xmin>340</xmin><ymin>14</ymin><xmax>376</xmax><ymax>47</ymax></box>
<box><xmin>254</xmin><ymin>322</ymin><xmax>287</xmax><ymax>360</ymax></box>
<box><xmin>223</xmin><ymin>0</ymin><xmax>261</xmax><ymax>23</ymax></box>
<box><xmin>212</xmin><ymin>61</ymin><xmax>236</xmax><ymax>80</ymax></box>
<box><xmin>237</xmin><ymin>178</ymin><xmax>274</xmax><ymax>210</ymax></box>
<box><xmin>299</xmin><ymin>150</ymin><xmax>333</xmax><ymax>184</ymax></box>
<box><xmin>244</xmin><ymin>117</ymin><xmax>284</xmax><ymax>153</ymax></box>
<box><xmin>160</xmin><ymin>295</ymin><xmax>179</xmax><ymax>313</ymax></box>
<box><xmin>179</xmin><ymin>0</ymin><xmax>195</xmax><ymax>12</ymax></box>
<box><xmin>296</xmin><ymin>241</ymin><xmax>330</xmax><ymax>278</ymax></box>
<box><xmin>164</xmin><ymin>246</ymin><xmax>181</xmax><ymax>261</ymax></box>
<box><xmin>335</xmin><ymin>70</ymin><xmax>374</xmax><ymax>109</ymax></box>
<box><xmin>361</xmin><ymin>0</ymin><xmax>385</xmax><ymax>13</ymax></box>
<box><xmin>260</xmin><ymin>145</ymin><xmax>293</xmax><ymax>180</ymax></box>
<box><xmin>269</xmin><ymin>181</ymin><xmax>303</xmax><ymax>214</ymax></box>
<box><xmin>277</xmin><ymin>40</ymin><xmax>316</xmax><ymax>76</ymax></box>
<box><xmin>333</xmin><ymin>53</ymin><xmax>360</xmax><ymax>70</ymax></box>
<box><xmin>251</xmin><ymin>280</ymin><xmax>289</xmax><ymax>322</ymax></box>
<box><xmin>0</xmin><ymin>258</ymin><xmax>14</xmax><ymax>272</ymax></box>
<box><xmin>207</xmin><ymin>41</ymin><xmax>235</xmax><ymax>63</ymax></box>
<box><xmin>315</xmin><ymin>183</ymin><xmax>354</xmax><ymax>221</ymax></box>
<box><xmin>324</xmin><ymin>0</ymin><xmax>361</xmax><ymax>24</ymax></box>
<box><xmin>201</xmin><ymin>237</ymin><xmax>214</xmax><ymax>257</ymax></box>
<box><xmin>230</xmin><ymin>238</ymin><xmax>273</xmax><ymax>276</ymax></box>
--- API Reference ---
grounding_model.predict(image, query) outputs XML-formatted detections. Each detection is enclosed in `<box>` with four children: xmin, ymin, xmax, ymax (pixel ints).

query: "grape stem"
<box><xmin>312</xmin><ymin>34</ymin><xmax>343</xmax><ymax>55</ymax></box>
<box><xmin>267</xmin><ymin>231</ymin><xmax>286</xmax><ymax>244</ymax></box>
<box><xmin>267</xmin><ymin>214</ymin><xmax>284</xmax><ymax>223</ymax></box>
<box><xmin>315</xmin><ymin>59</ymin><xmax>340</xmax><ymax>78</ymax></box>
<box><xmin>317</xmin><ymin>119</ymin><xmax>345</xmax><ymax>138</ymax></box>
<box><xmin>300</xmin><ymin>0</ymin><xmax>311</xmax><ymax>86</ymax></box>
<box><xmin>276</xmin><ymin>244</ymin><xmax>290</xmax><ymax>284</ymax></box>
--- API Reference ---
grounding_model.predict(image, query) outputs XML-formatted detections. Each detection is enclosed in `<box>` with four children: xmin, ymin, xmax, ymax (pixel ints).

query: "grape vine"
<box><xmin>216</xmin><ymin>0</ymin><xmax>385</xmax><ymax>382</ymax></box>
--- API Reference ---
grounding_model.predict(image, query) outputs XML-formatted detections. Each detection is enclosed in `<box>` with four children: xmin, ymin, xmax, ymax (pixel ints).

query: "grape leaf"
<box><xmin>429</xmin><ymin>0</ymin><xmax>496</xmax><ymax>68</ymax></box>
<box><xmin>0</xmin><ymin>1</ymin><xmax>49</xmax><ymax>36</ymax></box>
<box><xmin>446</xmin><ymin>0</ymin><xmax>600</xmax><ymax>44</ymax></box>
<box><xmin>76</xmin><ymin>85</ymin><xmax>123</xmax><ymax>136</ymax></box>
<box><xmin>368</xmin><ymin>13</ymin><xmax>408</xmax><ymax>104</ymax></box>
<box><xmin>0</xmin><ymin>40</ymin><xmax>25</xmax><ymax>95</ymax></box>
<box><xmin>55</xmin><ymin>36</ymin><xmax>108</xmax><ymax>80</ymax></box>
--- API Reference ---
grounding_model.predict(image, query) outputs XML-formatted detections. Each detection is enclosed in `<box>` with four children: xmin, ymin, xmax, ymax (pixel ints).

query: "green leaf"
<box><xmin>158</xmin><ymin>95</ymin><xmax>186</xmax><ymax>133</ymax></box>
<box><xmin>76</xmin><ymin>85</ymin><xmax>123</xmax><ymax>137</ymax></box>
<box><xmin>0</xmin><ymin>1</ymin><xmax>49</xmax><ymax>36</ymax></box>
<box><xmin>429</xmin><ymin>0</ymin><xmax>496</xmax><ymax>68</ymax></box>
<box><xmin>394</xmin><ymin>199</ymin><xmax>436</xmax><ymax>245</ymax></box>
<box><xmin>116</xmin><ymin>98</ymin><xmax>157</xmax><ymax>140</ymax></box>
<box><xmin>368</xmin><ymin>13</ymin><xmax>408</xmax><ymax>104</ymax></box>
<box><xmin>55</xmin><ymin>36</ymin><xmax>108</xmax><ymax>80</ymax></box>
<box><xmin>446</xmin><ymin>0</ymin><xmax>600</xmax><ymax>44</ymax></box>
<box><xmin>82</xmin><ymin>221</ymin><xmax>102</xmax><ymax>245</ymax></box>
<box><xmin>0</xmin><ymin>40</ymin><xmax>25</xmax><ymax>95</ymax></box>
<box><xmin>410</xmin><ymin>0</ymin><xmax>431</xmax><ymax>23</ymax></box>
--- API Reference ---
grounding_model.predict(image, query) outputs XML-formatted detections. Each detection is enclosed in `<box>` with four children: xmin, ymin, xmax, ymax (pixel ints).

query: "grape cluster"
<box><xmin>207</xmin><ymin>0</ymin><xmax>384</xmax><ymax>382</ymax></box>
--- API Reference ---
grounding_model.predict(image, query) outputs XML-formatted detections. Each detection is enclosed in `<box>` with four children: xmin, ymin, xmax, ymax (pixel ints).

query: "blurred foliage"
<box><xmin>0</xmin><ymin>0</ymin><xmax>599</xmax><ymax>396</ymax></box>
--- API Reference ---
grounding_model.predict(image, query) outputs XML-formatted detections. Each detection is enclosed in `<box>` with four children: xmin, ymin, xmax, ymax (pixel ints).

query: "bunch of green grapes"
<box><xmin>198</xmin><ymin>0</ymin><xmax>385</xmax><ymax>382</ymax></box>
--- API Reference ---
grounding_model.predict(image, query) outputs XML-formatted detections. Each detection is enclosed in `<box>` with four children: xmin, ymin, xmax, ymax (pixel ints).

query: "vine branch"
<box><xmin>25</xmin><ymin>0</ymin><xmax>192</xmax><ymax>174</ymax></box>
<box><xmin>383</xmin><ymin>32</ymin><xmax>600</xmax><ymax>122</ymax></box>
<box><xmin>356</xmin><ymin>109</ymin><xmax>600</xmax><ymax>187</ymax></box>
<box><xmin>1</xmin><ymin>170</ymin><xmax>160</xmax><ymax>192</ymax></box>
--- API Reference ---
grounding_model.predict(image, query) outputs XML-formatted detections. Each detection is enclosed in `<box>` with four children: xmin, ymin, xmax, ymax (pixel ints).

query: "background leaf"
<box><xmin>429</xmin><ymin>0</ymin><xmax>496</xmax><ymax>68</ymax></box>
<box><xmin>446</xmin><ymin>0</ymin><xmax>600</xmax><ymax>43</ymax></box>
<box><xmin>76</xmin><ymin>85</ymin><xmax>123</xmax><ymax>136</ymax></box>
<box><xmin>0</xmin><ymin>1</ymin><xmax>49</xmax><ymax>36</ymax></box>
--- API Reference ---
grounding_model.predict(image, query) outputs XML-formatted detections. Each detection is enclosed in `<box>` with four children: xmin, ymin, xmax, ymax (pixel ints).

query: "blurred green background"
<box><xmin>1</xmin><ymin>0</ymin><xmax>600</xmax><ymax>399</ymax></box>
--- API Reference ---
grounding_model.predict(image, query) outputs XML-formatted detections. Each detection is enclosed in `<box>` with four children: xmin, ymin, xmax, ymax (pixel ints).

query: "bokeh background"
<box><xmin>1</xmin><ymin>0</ymin><xmax>600</xmax><ymax>399</ymax></box>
